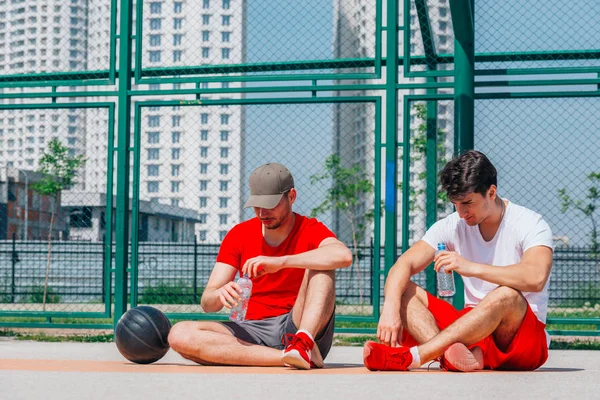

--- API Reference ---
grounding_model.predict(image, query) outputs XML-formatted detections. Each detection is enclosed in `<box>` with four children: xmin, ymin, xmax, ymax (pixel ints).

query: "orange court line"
<box><xmin>0</xmin><ymin>359</ymin><xmax>443</xmax><ymax>374</ymax></box>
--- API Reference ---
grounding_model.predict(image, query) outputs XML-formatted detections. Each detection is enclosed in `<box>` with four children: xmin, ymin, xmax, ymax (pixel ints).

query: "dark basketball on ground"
<box><xmin>115</xmin><ymin>306</ymin><xmax>172</xmax><ymax>364</ymax></box>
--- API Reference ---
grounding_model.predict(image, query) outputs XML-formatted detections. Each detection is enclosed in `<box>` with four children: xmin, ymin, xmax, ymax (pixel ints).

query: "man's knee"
<box><xmin>401</xmin><ymin>281</ymin><xmax>429</xmax><ymax>306</ymax></box>
<box><xmin>485</xmin><ymin>286</ymin><xmax>526</xmax><ymax>311</ymax></box>
<box><xmin>168</xmin><ymin>321</ymin><xmax>193</xmax><ymax>352</ymax></box>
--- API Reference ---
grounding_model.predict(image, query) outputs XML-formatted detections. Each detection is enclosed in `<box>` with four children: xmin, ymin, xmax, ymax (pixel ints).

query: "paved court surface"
<box><xmin>2</xmin><ymin>338</ymin><xmax>599</xmax><ymax>400</ymax></box>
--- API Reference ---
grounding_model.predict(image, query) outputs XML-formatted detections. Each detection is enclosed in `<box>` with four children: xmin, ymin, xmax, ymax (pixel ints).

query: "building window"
<box><xmin>200</xmin><ymin>146</ymin><xmax>209</xmax><ymax>157</ymax></box>
<box><xmin>200</xmin><ymin>113</ymin><xmax>209</xmax><ymax>124</ymax></box>
<box><xmin>171</xmin><ymin>164</ymin><xmax>180</xmax><ymax>176</ymax></box>
<box><xmin>148</xmin><ymin>181</ymin><xmax>159</xmax><ymax>193</ymax></box>
<box><xmin>202</xmin><ymin>31</ymin><xmax>210</xmax><ymax>41</ymax></box>
<box><xmin>174</xmin><ymin>2</ymin><xmax>183</xmax><ymax>13</ymax></box>
<box><xmin>199</xmin><ymin>180</ymin><xmax>208</xmax><ymax>191</ymax></box>
<box><xmin>70</xmin><ymin>207</ymin><xmax>93</xmax><ymax>228</ymax></box>
<box><xmin>173</xmin><ymin>18</ymin><xmax>183</xmax><ymax>30</ymax></box>
<box><xmin>222</xmin><ymin>0</ymin><xmax>230</xmax><ymax>9</ymax></box>
<box><xmin>220</xmin><ymin>114</ymin><xmax>229</xmax><ymax>124</ymax></box>
<box><xmin>220</xmin><ymin>130</ymin><xmax>229</xmax><ymax>141</ymax></box>
<box><xmin>202</xmin><ymin>47</ymin><xmax>210</xmax><ymax>58</ymax></box>
<box><xmin>148</xmin><ymin>115</ymin><xmax>160</xmax><ymax>127</ymax></box>
<box><xmin>203</xmin><ymin>0</ymin><xmax>210</xmax><ymax>8</ymax></box>
<box><xmin>222</xmin><ymin>15</ymin><xmax>231</xmax><ymax>26</ymax></box>
<box><xmin>202</xmin><ymin>14</ymin><xmax>210</xmax><ymax>25</ymax></box>
<box><xmin>171</xmin><ymin>181</ymin><xmax>180</xmax><ymax>193</ymax></box>
<box><xmin>173</xmin><ymin>34</ymin><xmax>183</xmax><ymax>46</ymax></box>
<box><xmin>149</xmin><ymin>50</ymin><xmax>161</xmax><ymax>63</ymax></box>
<box><xmin>150</xmin><ymin>34</ymin><xmax>161</xmax><ymax>47</ymax></box>
<box><xmin>221</xmin><ymin>48</ymin><xmax>230</xmax><ymax>59</ymax></box>
<box><xmin>198</xmin><ymin>230</ymin><xmax>207</xmax><ymax>241</ymax></box>
<box><xmin>219</xmin><ymin>231</ymin><xmax>227</xmax><ymax>241</ymax></box>
<box><xmin>171</xmin><ymin>199</ymin><xmax>180</xmax><ymax>207</ymax></box>
<box><xmin>219</xmin><ymin>197</ymin><xmax>229</xmax><ymax>208</ymax></box>
<box><xmin>219</xmin><ymin>163</ymin><xmax>229</xmax><ymax>174</ymax></box>
<box><xmin>149</xmin><ymin>18</ymin><xmax>162</xmax><ymax>30</ymax></box>
<box><xmin>150</xmin><ymin>2</ymin><xmax>162</xmax><ymax>14</ymax></box>
<box><xmin>219</xmin><ymin>180</ymin><xmax>228</xmax><ymax>191</ymax></box>
<box><xmin>171</xmin><ymin>131</ymin><xmax>181</xmax><ymax>143</ymax></box>
<box><xmin>200</xmin><ymin>163</ymin><xmax>208</xmax><ymax>174</ymax></box>
<box><xmin>200</xmin><ymin>130</ymin><xmax>208</xmax><ymax>140</ymax></box>
<box><xmin>199</xmin><ymin>197</ymin><xmax>207</xmax><ymax>208</ymax></box>
<box><xmin>148</xmin><ymin>165</ymin><xmax>160</xmax><ymax>176</ymax></box>
<box><xmin>220</xmin><ymin>147</ymin><xmax>229</xmax><ymax>158</ymax></box>
<box><xmin>173</xmin><ymin>50</ymin><xmax>182</xmax><ymax>62</ymax></box>
<box><xmin>199</xmin><ymin>214</ymin><xmax>208</xmax><ymax>224</ymax></box>
<box><xmin>172</xmin><ymin>115</ymin><xmax>181</xmax><ymax>127</ymax></box>
<box><xmin>221</xmin><ymin>31</ymin><xmax>230</xmax><ymax>42</ymax></box>
<box><xmin>148</xmin><ymin>131</ymin><xmax>160</xmax><ymax>144</ymax></box>
<box><xmin>148</xmin><ymin>149</ymin><xmax>160</xmax><ymax>160</ymax></box>
<box><xmin>172</xmin><ymin>148</ymin><xmax>180</xmax><ymax>160</ymax></box>
<box><xmin>219</xmin><ymin>214</ymin><xmax>228</xmax><ymax>225</ymax></box>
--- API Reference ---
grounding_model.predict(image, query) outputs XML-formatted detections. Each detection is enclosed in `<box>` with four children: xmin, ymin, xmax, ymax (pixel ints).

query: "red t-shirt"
<box><xmin>216</xmin><ymin>213</ymin><xmax>336</xmax><ymax>320</ymax></box>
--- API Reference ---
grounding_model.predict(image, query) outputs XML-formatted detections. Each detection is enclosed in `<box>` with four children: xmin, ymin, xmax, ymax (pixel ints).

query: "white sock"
<box><xmin>409</xmin><ymin>346</ymin><xmax>421</xmax><ymax>369</ymax></box>
<box><xmin>296</xmin><ymin>329</ymin><xmax>314</xmax><ymax>343</ymax></box>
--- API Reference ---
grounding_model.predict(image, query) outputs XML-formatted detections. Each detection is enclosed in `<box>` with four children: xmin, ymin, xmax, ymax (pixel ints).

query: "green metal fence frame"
<box><xmin>0</xmin><ymin>0</ymin><xmax>118</xmax><ymax>88</ymax></box>
<box><xmin>0</xmin><ymin>0</ymin><xmax>599</xmax><ymax>334</ymax></box>
<box><xmin>0</xmin><ymin>102</ymin><xmax>115</xmax><ymax>328</ymax></box>
<box><xmin>129</xmin><ymin>96</ymin><xmax>383</xmax><ymax>324</ymax></box>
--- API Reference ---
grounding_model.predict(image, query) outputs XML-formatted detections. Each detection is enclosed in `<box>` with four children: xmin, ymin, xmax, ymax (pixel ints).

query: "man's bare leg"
<box><xmin>399</xmin><ymin>281</ymin><xmax>440</xmax><ymax>345</ymax></box>
<box><xmin>417</xmin><ymin>286</ymin><xmax>528</xmax><ymax>362</ymax></box>
<box><xmin>168</xmin><ymin>321</ymin><xmax>284</xmax><ymax>366</ymax></box>
<box><xmin>291</xmin><ymin>269</ymin><xmax>335</xmax><ymax>337</ymax></box>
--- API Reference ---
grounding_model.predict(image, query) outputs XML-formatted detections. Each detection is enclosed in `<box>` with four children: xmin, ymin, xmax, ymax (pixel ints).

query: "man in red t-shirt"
<box><xmin>169</xmin><ymin>163</ymin><xmax>352</xmax><ymax>369</ymax></box>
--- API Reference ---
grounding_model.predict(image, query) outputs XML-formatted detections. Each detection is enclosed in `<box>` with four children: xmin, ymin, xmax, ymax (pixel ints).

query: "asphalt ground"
<box><xmin>2</xmin><ymin>339</ymin><xmax>599</xmax><ymax>400</ymax></box>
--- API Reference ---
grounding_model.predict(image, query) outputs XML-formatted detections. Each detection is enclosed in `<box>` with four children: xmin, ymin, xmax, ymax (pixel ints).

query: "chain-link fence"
<box><xmin>0</xmin><ymin>1</ymin><xmax>599</xmax><ymax>336</ymax></box>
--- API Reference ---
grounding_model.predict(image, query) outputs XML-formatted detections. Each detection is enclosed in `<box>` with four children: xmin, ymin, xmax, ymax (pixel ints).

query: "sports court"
<box><xmin>2</xmin><ymin>340</ymin><xmax>599</xmax><ymax>400</ymax></box>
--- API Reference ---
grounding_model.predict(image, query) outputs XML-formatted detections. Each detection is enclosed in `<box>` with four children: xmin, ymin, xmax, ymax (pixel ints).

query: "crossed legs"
<box><xmin>168</xmin><ymin>269</ymin><xmax>335</xmax><ymax>366</ymax></box>
<box><xmin>399</xmin><ymin>281</ymin><xmax>528</xmax><ymax>363</ymax></box>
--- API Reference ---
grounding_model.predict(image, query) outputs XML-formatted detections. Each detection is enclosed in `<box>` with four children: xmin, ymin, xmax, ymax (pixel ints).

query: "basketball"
<box><xmin>115</xmin><ymin>306</ymin><xmax>172</xmax><ymax>364</ymax></box>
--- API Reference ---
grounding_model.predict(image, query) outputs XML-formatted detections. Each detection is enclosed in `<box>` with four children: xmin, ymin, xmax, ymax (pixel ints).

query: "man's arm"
<box><xmin>242</xmin><ymin>237</ymin><xmax>352</xmax><ymax>277</ymax></box>
<box><xmin>378</xmin><ymin>240</ymin><xmax>436</xmax><ymax>345</ymax></box>
<box><xmin>201</xmin><ymin>262</ymin><xmax>240</xmax><ymax>313</ymax></box>
<box><xmin>434</xmin><ymin>245</ymin><xmax>553</xmax><ymax>292</ymax></box>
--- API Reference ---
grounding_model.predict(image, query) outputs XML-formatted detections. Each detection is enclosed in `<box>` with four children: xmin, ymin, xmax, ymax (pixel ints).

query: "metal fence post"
<box><xmin>11</xmin><ymin>232</ymin><xmax>17</xmax><ymax>303</ymax></box>
<box><xmin>193</xmin><ymin>235</ymin><xmax>199</xmax><ymax>304</ymax></box>
<box><xmin>114</xmin><ymin>0</ymin><xmax>134</xmax><ymax>328</ymax></box>
<box><xmin>101</xmin><ymin>235</ymin><xmax>106</xmax><ymax>301</ymax></box>
<box><xmin>450</xmin><ymin>0</ymin><xmax>475</xmax><ymax>309</ymax></box>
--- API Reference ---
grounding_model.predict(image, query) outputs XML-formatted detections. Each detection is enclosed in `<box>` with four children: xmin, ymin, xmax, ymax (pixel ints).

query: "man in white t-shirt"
<box><xmin>363</xmin><ymin>150</ymin><xmax>554</xmax><ymax>372</ymax></box>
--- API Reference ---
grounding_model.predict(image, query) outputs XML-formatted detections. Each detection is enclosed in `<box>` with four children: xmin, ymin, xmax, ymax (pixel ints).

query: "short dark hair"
<box><xmin>440</xmin><ymin>150</ymin><xmax>497</xmax><ymax>200</ymax></box>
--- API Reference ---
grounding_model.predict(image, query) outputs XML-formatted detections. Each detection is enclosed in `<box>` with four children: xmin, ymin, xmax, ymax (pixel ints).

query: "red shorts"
<box><xmin>401</xmin><ymin>292</ymin><xmax>549</xmax><ymax>371</ymax></box>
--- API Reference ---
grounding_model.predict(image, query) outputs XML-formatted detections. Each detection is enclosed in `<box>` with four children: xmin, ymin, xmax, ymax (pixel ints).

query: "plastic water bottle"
<box><xmin>436</xmin><ymin>243</ymin><xmax>456</xmax><ymax>297</ymax></box>
<box><xmin>229</xmin><ymin>274</ymin><xmax>252</xmax><ymax>322</ymax></box>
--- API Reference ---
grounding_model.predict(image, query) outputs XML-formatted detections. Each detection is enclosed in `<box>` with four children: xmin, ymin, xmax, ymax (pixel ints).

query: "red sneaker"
<box><xmin>281</xmin><ymin>331</ymin><xmax>323</xmax><ymax>370</ymax></box>
<box><xmin>363</xmin><ymin>341</ymin><xmax>414</xmax><ymax>371</ymax></box>
<box><xmin>440</xmin><ymin>343</ymin><xmax>484</xmax><ymax>372</ymax></box>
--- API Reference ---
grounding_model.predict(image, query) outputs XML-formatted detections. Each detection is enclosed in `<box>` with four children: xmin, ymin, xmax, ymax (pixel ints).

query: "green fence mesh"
<box><xmin>0</xmin><ymin>0</ymin><xmax>598</xmax><ymax>335</ymax></box>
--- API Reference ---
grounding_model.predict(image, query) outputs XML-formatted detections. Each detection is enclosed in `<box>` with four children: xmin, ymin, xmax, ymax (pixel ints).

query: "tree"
<box><xmin>32</xmin><ymin>138</ymin><xmax>86</xmax><ymax>310</ymax></box>
<box><xmin>558</xmin><ymin>172</ymin><xmax>600</xmax><ymax>267</ymax></box>
<box><xmin>310</xmin><ymin>154</ymin><xmax>374</xmax><ymax>305</ymax></box>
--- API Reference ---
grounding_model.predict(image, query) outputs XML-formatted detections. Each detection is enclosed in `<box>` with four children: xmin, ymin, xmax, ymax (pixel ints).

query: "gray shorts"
<box><xmin>220</xmin><ymin>310</ymin><xmax>335</xmax><ymax>359</ymax></box>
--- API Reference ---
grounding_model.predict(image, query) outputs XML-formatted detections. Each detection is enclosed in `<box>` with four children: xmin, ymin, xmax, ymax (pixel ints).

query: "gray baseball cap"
<box><xmin>244</xmin><ymin>163</ymin><xmax>295</xmax><ymax>209</ymax></box>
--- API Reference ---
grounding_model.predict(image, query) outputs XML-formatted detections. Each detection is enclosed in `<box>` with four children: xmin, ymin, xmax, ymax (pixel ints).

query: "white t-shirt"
<box><xmin>421</xmin><ymin>200</ymin><xmax>554</xmax><ymax>323</ymax></box>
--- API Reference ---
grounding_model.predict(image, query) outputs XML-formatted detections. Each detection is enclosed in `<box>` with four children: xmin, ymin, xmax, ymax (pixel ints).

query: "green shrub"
<box><xmin>22</xmin><ymin>286</ymin><xmax>61</xmax><ymax>304</ymax></box>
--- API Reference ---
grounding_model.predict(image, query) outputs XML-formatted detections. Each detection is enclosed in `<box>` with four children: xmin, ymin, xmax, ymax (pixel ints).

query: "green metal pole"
<box><xmin>384</xmin><ymin>0</ymin><xmax>399</xmax><ymax>274</ymax></box>
<box><xmin>425</xmin><ymin>90</ymin><xmax>438</xmax><ymax>295</ymax></box>
<box><xmin>114</xmin><ymin>0</ymin><xmax>134</xmax><ymax>328</ymax></box>
<box><xmin>450</xmin><ymin>0</ymin><xmax>475</xmax><ymax>308</ymax></box>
